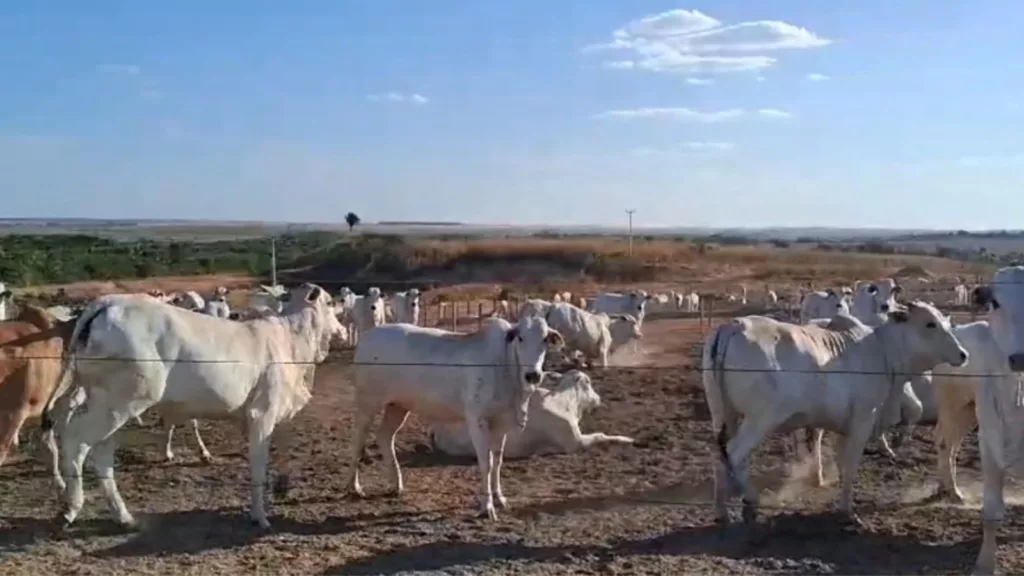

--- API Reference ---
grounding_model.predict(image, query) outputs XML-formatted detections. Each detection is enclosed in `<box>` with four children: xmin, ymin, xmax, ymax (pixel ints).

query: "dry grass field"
<box><xmin>0</xmin><ymin>240</ymin><xmax>1017</xmax><ymax>575</ymax></box>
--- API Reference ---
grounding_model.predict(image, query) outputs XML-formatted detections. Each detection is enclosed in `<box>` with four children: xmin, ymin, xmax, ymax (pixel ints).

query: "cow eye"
<box><xmin>926</xmin><ymin>321</ymin><xmax>936</xmax><ymax>329</ymax></box>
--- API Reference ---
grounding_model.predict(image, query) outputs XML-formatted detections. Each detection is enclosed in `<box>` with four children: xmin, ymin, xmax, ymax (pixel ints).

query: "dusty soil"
<box><xmin>3</xmin><ymin>315</ymin><xmax>1024</xmax><ymax>575</ymax></box>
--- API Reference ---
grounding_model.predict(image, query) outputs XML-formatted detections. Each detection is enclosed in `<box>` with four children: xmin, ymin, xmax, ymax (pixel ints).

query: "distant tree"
<box><xmin>345</xmin><ymin>212</ymin><xmax>361</xmax><ymax>232</ymax></box>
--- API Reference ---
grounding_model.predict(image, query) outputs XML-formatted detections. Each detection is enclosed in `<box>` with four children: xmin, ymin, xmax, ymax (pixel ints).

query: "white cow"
<box><xmin>388</xmin><ymin>288</ymin><xmax>421</xmax><ymax>325</ymax></box>
<box><xmin>430</xmin><ymin>370</ymin><xmax>634</xmax><ymax>458</ymax></box>
<box><xmin>0</xmin><ymin>283</ymin><xmax>12</xmax><ymax>321</ymax></box>
<box><xmin>954</xmin><ymin>283</ymin><xmax>969</xmax><ymax>306</ymax></box>
<box><xmin>40</xmin><ymin>283</ymin><xmax>345</xmax><ymax>530</ymax></box>
<box><xmin>344</xmin><ymin>287</ymin><xmax>385</xmax><ymax>345</ymax></box>
<box><xmin>44</xmin><ymin>305</ymin><xmax>77</xmax><ymax>322</ymax></box>
<box><xmin>248</xmin><ymin>284</ymin><xmax>287</xmax><ymax>317</ymax></box>
<box><xmin>535</xmin><ymin>303</ymin><xmax>642</xmax><ymax>368</ymax></box>
<box><xmin>519</xmin><ymin>298</ymin><xmax>554</xmax><ymax>320</ymax></box>
<box><xmin>703</xmin><ymin>301</ymin><xmax>968</xmax><ymax>526</ymax></box>
<box><xmin>763</xmin><ymin>289</ymin><xmax>778</xmax><ymax>308</ymax></box>
<box><xmin>683</xmin><ymin>292</ymin><xmax>700</xmax><ymax>313</ymax></box>
<box><xmin>849</xmin><ymin>279</ymin><xmax>902</xmax><ymax>328</ymax></box>
<box><xmin>799</xmin><ymin>289</ymin><xmax>850</xmax><ymax>324</ymax></box>
<box><xmin>945</xmin><ymin>267</ymin><xmax>1024</xmax><ymax>575</ymax></box>
<box><xmin>172</xmin><ymin>291</ymin><xmax>206</xmax><ymax>312</ymax></box>
<box><xmin>589</xmin><ymin>291</ymin><xmax>650</xmax><ymax>325</ymax></box>
<box><xmin>344</xmin><ymin>316</ymin><xmax>564</xmax><ymax>520</ymax></box>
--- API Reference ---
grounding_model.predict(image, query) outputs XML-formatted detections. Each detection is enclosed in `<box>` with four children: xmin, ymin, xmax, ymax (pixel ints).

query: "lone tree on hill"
<box><xmin>345</xmin><ymin>212</ymin><xmax>361</xmax><ymax>232</ymax></box>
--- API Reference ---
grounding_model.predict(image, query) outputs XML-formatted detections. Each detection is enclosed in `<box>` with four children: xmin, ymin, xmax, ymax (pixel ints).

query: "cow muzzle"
<box><xmin>1009</xmin><ymin>353</ymin><xmax>1024</xmax><ymax>372</ymax></box>
<box><xmin>524</xmin><ymin>371</ymin><xmax>541</xmax><ymax>385</ymax></box>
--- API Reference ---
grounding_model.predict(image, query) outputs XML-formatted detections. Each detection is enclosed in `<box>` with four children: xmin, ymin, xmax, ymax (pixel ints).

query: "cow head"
<box><xmin>505</xmin><ymin>316</ymin><xmax>564</xmax><ymax>429</ymax></box>
<box><xmin>290</xmin><ymin>283</ymin><xmax>347</xmax><ymax>358</ymax></box>
<box><xmin>0</xmin><ymin>287</ymin><xmax>14</xmax><ymax>321</ymax></box>
<box><xmin>888</xmin><ymin>300</ymin><xmax>968</xmax><ymax>371</ymax></box>
<box><xmin>974</xmin><ymin>266</ymin><xmax>1024</xmax><ymax>372</ymax></box>
<box><xmin>609</xmin><ymin>314</ymin><xmax>643</xmax><ymax>347</ymax></box>
<box><xmin>823</xmin><ymin>290</ymin><xmax>850</xmax><ymax>314</ymax></box>
<box><xmin>549</xmin><ymin>370</ymin><xmax>601</xmax><ymax>411</ymax></box>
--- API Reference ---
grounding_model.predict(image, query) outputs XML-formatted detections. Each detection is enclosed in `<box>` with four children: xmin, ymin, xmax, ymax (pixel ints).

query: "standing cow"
<box><xmin>344</xmin><ymin>316</ymin><xmax>564</xmax><ymax>520</ymax></box>
<box><xmin>41</xmin><ymin>284</ymin><xmax>345</xmax><ymax>530</ymax></box>
<box><xmin>703</xmin><ymin>301</ymin><xmax>968</xmax><ymax>526</ymax></box>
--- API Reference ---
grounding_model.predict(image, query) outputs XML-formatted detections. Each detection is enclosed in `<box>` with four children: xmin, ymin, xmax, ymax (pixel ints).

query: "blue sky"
<box><xmin>2</xmin><ymin>1</ymin><xmax>1022</xmax><ymax>229</ymax></box>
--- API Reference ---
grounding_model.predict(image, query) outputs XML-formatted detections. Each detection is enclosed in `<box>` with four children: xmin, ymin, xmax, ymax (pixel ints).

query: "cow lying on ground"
<box><xmin>429</xmin><ymin>370</ymin><xmax>634</xmax><ymax>458</ymax></box>
<box><xmin>41</xmin><ymin>283</ymin><xmax>345</xmax><ymax>530</ymax></box>
<box><xmin>703</xmin><ymin>300</ymin><xmax>968</xmax><ymax>526</ymax></box>
<box><xmin>521</xmin><ymin>302</ymin><xmax>642</xmax><ymax>368</ymax></box>
<box><xmin>344</xmin><ymin>316</ymin><xmax>564</xmax><ymax>520</ymax></box>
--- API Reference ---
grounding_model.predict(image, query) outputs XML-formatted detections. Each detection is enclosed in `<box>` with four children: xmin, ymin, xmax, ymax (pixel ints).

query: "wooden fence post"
<box><xmin>451</xmin><ymin>301</ymin><xmax>458</xmax><ymax>332</ymax></box>
<box><xmin>477</xmin><ymin>302</ymin><xmax>483</xmax><ymax>330</ymax></box>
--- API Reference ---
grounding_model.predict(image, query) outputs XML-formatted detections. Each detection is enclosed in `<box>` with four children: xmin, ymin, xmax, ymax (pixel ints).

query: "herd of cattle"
<box><xmin>0</xmin><ymin>270</ymin><xmax>1019</xmax><ymax>574</ymax></box>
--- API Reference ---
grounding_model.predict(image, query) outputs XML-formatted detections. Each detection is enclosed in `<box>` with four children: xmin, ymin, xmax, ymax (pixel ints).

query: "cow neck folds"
<box><xmin>270</xmin><ymin>306</ymin><xmax>324</xmax><ymax>365</ymax></box>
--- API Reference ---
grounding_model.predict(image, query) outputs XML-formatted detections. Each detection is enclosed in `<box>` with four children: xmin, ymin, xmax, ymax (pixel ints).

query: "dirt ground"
<box><xmin>3</xmin><ymin>315</ymin><xmax>1024</xmax><ymax>575</ymax></box>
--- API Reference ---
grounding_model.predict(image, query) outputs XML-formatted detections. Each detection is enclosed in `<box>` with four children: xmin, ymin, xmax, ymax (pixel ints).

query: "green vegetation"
<box><xmin>0</xmin><ymin>232</ymin><xmax>342</xmax><ymax>286</ymax></box>
<box><xmin>0</xmin><ymin>227</ymin><xmax>1018</xmax><ymax>289</ymax></box>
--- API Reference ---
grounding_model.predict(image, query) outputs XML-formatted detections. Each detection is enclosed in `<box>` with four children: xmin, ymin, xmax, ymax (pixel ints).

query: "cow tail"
<box><xmin>41</xmin><ymin>303</ymin><xmax>106</xmax><ymax>431</ymax></box>
<box><xmin>702</xmin><ymin>322</ymin><xmax>736</xmax><ymax>476</ymax></box>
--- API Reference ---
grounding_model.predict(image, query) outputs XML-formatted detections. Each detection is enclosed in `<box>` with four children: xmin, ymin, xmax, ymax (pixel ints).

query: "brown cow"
<box><xmin>0</xmin><ymin>304</ymin><xmax>75</xmax><ymax>490</ymax></box>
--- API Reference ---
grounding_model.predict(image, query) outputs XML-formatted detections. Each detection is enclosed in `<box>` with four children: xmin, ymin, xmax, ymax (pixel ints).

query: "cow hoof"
<box><xmin>200</xmin><ymin>454</ymin><xmax>215</xmax><ymax>464</ymax></box>
<box><xmin>478</xmin><ymin>505</ymin><xmax>499</xmax><ymax>521</ymax></box>
<box><xmin>741</xmin><ymin>501</ymin><xmax>757</xmax><ymax>524</ymax></box>
<box><xmin>495</xmin><ymin>495</ymin><xmax>509</xmax><ymax>510</ymax></box>
<box><xmin>936</xmin><ymin>487</ymin><xmax>965</xmax><ymax>505</ymax></box>
<box><xmin>272</xmin><ymin>475</ymin><xmax>291</xmax><ymax>499</ymax></box>
<box><xmin>713</xmin><ymin>515</ymin><xmax>730</xmax><ymax>528</ymax></box>
<box><xmin>971</xmin><ymin>562</ymin><xmax>995</xmax><ymax>576</ymax></box>
<box><xmin>841</xmin><ymin>512</ymin><xmax>865</xmax><ymax>530</ymax></box>
<box><xmin>250</xmin><ymin>517</ymin><xmax>272</xmax><ymax>530</ymax></box>
<box><xmin>116</xmin><ymin>517</ymin><xmax>139</xmax><ymax>532</ymax></box>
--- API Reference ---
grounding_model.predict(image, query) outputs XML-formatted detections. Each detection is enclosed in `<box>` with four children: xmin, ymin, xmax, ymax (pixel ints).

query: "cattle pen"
<box><xmin>2</xmin><ymin>279</ymin><xmax>1024</xmax><ymax>575</ymax></box>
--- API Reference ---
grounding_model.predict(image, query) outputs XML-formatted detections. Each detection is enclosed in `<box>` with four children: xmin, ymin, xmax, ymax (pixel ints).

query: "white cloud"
<box><xmin>682</xmin><ymin>141</ymin><xmax>734</xmax><ymax>151</ymax></box>
<box><xmin>806</xmin><ymin>72</ymin><xmax>830</xmax><ymax>81</ymax></box>
<box><xmin>755</xmin><ymin>75</ymin><xmax>766</xmax><ymax>82</ymax></box>
<box><xmin>757</xmin><ymin>108</ymin><xmax>793</xmax><ymax>119</ymax></box>
<box><xmin>596</xmin><ymin>107</ymin><xmax>744</xmax><ymax>123</ymax></box>
<box><xmin>367</xmin><ymin>92</ymin><xmax>429</xmax><ymax>105</ymax></box>
<box><xmin>685</xmin><ymin>77</ymin><xmax>714</xmax><ymax>85</ymax></box>
<box><xmin>96</xmin><ymin>64</ymin><xmax>141</xmax><ymax>75</ymax></box>
<box><xmin>597</xmin><ymin>107</ymin><xmax>792</xmax><ymax>122</ymax></box>
<box><xmin>583</xmin><ymin>9</ymin><xmax>830</xmax><ymax>75</ymax></box>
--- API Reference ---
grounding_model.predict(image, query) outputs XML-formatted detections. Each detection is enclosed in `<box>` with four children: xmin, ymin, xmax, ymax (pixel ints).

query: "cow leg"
<box><xmin>41</xmin><ymin>428</ymin><xmax>65</xmax><ymax>492</ymax></box>
<box><xmin>724</xmin><ymin>409</ymin><xmax>789</xmax><ymax>524</ymax></box>
<box><xmin>376</xmin><ymin>404</ymin><xmax>410</xmax><ymax>496</ymax></box>
<box><xmin>576</xmin><ymin>431</ymin><xmax>635</xmax><ymax>450</ymax></box>
<box><xmin>466</xmin><ymin>417</ymin><xmax>498</xmax><ymax>520</ymax></box>
<box><xmin>711</xmin><ymin>417</ymin><xmax>740</xmax><ymax>524</ymax></box>
<box><xmin>89</xmin><ymin>434</ymin><xmax>137</xmax><ymax>529</ymax></box>
<box><xmin>344</xmin><ymin>403</ymin><xmax>378</xmax><ymax>498</ymax></box>
<box><xmin>809</xmin><ymin>428</ymin><xmax>826</xmax><ymax>487</ymax></box>
<box><xmin>877</xmin><ymin>433</ymin><xmax>898</xmax><ymax>460</ymax></box>
<box><xmin>57</xmin><ymin>404</ymin><xmax>134</xmax><ymax>529</ymax></box>
<box><xmin>836</xmin><ymin>422</ymin><xmax>874</xmax><ymax>526</ymax></box>
<box><xmin>246</xmin><ymin>413</ymin><xmax>276</xmax><ymax>529</ymax></box>
<box><xmin>490</xmin><ymin>432</ymin><xmax>509</xmax><ymax>509</ymax></box>
<box><xmin>164</xmin><ymin>424</ymin><xmax>177</xmax><ymax>461</ymax></box>
<box><xmin>935</xmin><ymin>400</ymin><xmax>975</xmax><ymax>503</ymax></box>
<box><xmin>974</xmin><ymin>451</ymin><xmax>1006</xmax><ymax>576</ymax></box>
<box><xmin>190</xmin><ymin>419</ymin><xmax>214</xmax><ymax>463</ymax></box>
<box><xmin>0</xmin><ymin>409</ymin><xmax>29</xmax><ymax>468</ymax></box>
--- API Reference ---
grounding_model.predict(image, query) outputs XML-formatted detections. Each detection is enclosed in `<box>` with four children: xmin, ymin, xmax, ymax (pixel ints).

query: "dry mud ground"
<box><xmin>3</xmin><ymin>316</ymin><xmax>1024</xmax><ymax>575</ymax></box>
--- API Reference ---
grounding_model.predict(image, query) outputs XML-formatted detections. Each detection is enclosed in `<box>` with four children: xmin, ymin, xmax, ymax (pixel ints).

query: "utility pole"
<box><xmin>270</xmin><ymin>237</ymin><xmax>278</xmax><ymax>287</ymax></box>
<box><xmin>625</xmin><ymin>209</ymin><xmax>636</xmax><ymax>257</ymax></box>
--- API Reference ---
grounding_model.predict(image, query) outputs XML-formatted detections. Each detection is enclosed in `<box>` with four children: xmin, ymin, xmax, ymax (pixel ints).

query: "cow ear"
<box><xmin>305</xmin><ymin>286</ymin><xmax>322</xmax><ymax>303</ymax></box>
<box><xmin>888</xmin><ymin>309</ymin><xmax>910</xmax><ymax>323</ymax></box>
<box><xmin>505</xmin><ymin>328</ymin><xmax>519</xmax><ymax>343</ymax></box>
<box><xmin>545</xmin><ymin>329</ymin><xmax>565</xmax><ymax>348</ymax></box>
<box><xmin>973</xmin><ymin>285</ymin><xmax>997</xmax><ymax>310</ymax></box>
